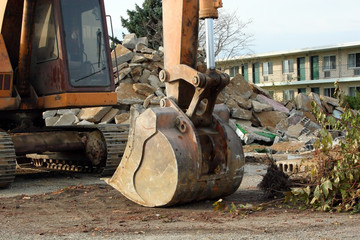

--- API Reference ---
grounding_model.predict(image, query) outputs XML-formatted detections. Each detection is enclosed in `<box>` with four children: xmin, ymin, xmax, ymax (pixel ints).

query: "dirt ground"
<box><xmin>0</xmin><ymin>164</ymin><xmax>359</xmax><ymax>240</ymax></box>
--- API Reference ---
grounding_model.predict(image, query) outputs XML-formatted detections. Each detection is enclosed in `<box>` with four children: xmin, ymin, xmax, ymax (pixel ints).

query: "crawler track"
<box><xmin>0</xmin><ymin>132</ymin><xmax>16</xmax><ymax>188</ymax></box>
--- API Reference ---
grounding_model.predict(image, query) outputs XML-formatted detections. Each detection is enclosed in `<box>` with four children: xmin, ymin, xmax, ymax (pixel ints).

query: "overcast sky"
<box><xmin>104</xmin><ymin>0</ymin><xmax>360</xmax><ymax>55</ymax></box>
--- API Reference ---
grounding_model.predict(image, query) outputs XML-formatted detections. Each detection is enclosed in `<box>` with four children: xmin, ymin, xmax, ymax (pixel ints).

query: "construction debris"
<box><xmin>43</xmin><ymin>33</ymin><xmax>350</xmax><ymax>161</ymax></box>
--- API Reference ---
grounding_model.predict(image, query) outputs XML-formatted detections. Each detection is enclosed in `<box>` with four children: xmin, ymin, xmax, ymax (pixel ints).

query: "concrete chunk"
<box><xmin>122</xmin><ymin>33</ymin><xmax>137</xmax><ymax>50</ymax></box>
<box><xmin>115</xmin><ymin>113</ymin><xmax>130</xmax><ymax>124</ymax></box>
<box><xmin>45</xmin><ymin>116</ymin><xmax>60</xmax><ymax>126</ymax></box>
<box><xmin>54</xmin><ymin>113</ymin><xmax>78</xmax><ymax>126</ymax></box>
<box><xmin>116</xmin><ymin>83</ymin><xmax>146</xmax><ymax>105</ymax></box>
<box><xmin>43</xmin><ymin>110</ymin><xmax>57</xmax><ymax>119</ymax></box>
<box><xmin>100</xmin><ymin>108</ymin><xmax>121</xmax><ymax>124</ymax></box>
<box><xmin>77</xmin><ymin>107</ymin><xmax>112</xmax><ymax>123</ymax></box>
<box><xmin>252</xmin><ymin>100</ymin><xmax>274</xmax><ymax>113</ymax></box>
<box><xmin>133</xmin><ymin>83</ymin><xmax>156</xmax><ymax>97</ymax></box>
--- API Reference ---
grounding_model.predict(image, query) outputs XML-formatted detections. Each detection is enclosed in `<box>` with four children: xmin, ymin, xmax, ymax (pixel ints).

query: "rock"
<box><xmin>122</xmin><ymin>33</ymin><xmax>137</xmax><ymax>50</ymax></box>
<box><xmin>320</xmin><ymin>95</ymin><xmax>339</xmax><ymax>107</ymax></box>
<box><xmin>250</xmin><ymin>84</ymin><xmax>272</xmax><ymax>99</ymax></box>
<box><xmin>322</xmin><ymin>101</ymin><xmax>334</xmax><ymax>114</ymax></box>
<box><xmin>130</xmin><ymin>66</ymin><xmax>143</xmax><ymax>82</ymax></box>
<box><xmin>308</xmin><ymin>92</ymin><xmax>322</xmax><ymax>108</ymax></box>
<box><xmin>117</xmin><ymin>67</ymin><xmax>131</xmax><ymax>80</ymax></box>
<box><xmin>113</xmin><ymin>62</ymin><xmax>128</xmax><ymax>74</ymax></box>
<box><xmin>133</xmin><ymin>83</ymin><xmax>156</xmax><ymax>97</ymax></box>
<box><xmin>286</xmin><ymin>123</ymin><xmax>304</xmax><ymax>138</ymax></box>
<box><xmin>138</xmin><ymin>69</ymin><xmax>151</xmax><ymax>84</ymax></box>
<box><xmin>251</xmin><ymin>100</ymin><xmax>273</xmax><ymax>113</ymax></box>
<box><xmin>287</xmin><ymin>111</ymin><xmax>303</xmax><ymax>126</ymax></box>
<box><xmin>115</xmin><ymin>113</ymin><xmax>130</xmax><ymax>124</ymax></box>
<box><xmin>43</xmin><ymin>110</ymin><xmax>57</xmax><ymax>119</ymax></box>
<box><xmin>54</xmin><ymin>113</ymin><xmax>78</xmax><ymax>126</ymax></box>
<box><xmin>111</xmin><ymin>44</ymin><xmax>134</xmax><ymax>66</ymax></box>
<box><xmin>100</xmin><ymin>108</ymin><xmax>121</xmax><ymax>124</ymax></box>
<box><xmin>155</xmin><ymin>89</ymin><xmax>166</xmax><ymax>97</ymax></box>
<box><xmin>256</xmin><ymin>95</ymin><xmax>289</xmax><ymax>113</ymax></box>
<box><xmin>57</xmin><ymin>109</ymin><xmax>80</xmax><ymax>116</ymax></box>
<box><xmin>231</xmin><ymin>106</ymin><xmax>252</xmax><ymax>120</ymax></box>
<box><xmin>144</xmin><ymin>53</ymin><xmax>162</xmax><ymax>62</ymax></box>
<box><xmin>295</xmin><ymin>93</ymin><xmax>313</xmax><ymax>111</ymax></box>
<box><xmin>285</xmin><ymin>101</ymin><xmax>295</xmax><ymax>111</ymax></box>
<box><xmin>116</xmin><ymin>83</ymin><xmax>146</xmax><ymax>105</ymax></box>
<box><xmin>131</xmin><ymin>54</ymin><xmax>147</xmax><ymax>63</ymax></box>
<box><xmin>225</xmin><ymin>74</ymin><xmax>253</xmax><ymax>100</ymax></box>
<box><xmin>137</xmin><ymin>37</ymin><xmax>148</xmax><ymax>47</ymax></box>
<box><xmin>275</xmin><ymin>119</ymin><xmax>289</xmax><ymax>133</ymax></box>
<box><xmin>77</xmin><ymin>107</ymin><xmax>112</xmax><ymax>123</ymax></box>
<box><xmin>45</xmin><ymin>116</ymin><xmax>60</xmax><ymax>126</ymax></box>
<box><xmin>77</xmin><ymin>120</ymin><xmax>95</xmax><ymax>125</ymax></box>
<box><xmin>232</xmin><ymin>95</ymin><xmax>252</xmax><ymax>109</ymax></box>
<box><xmin>254</xmin><ymin>111</ymin><xmax>288</xmax><ymax>128</ymax></box>
<box><xmin>148</xmin><ymin>75</ymin><xmax>164</xmax><ymax>88</ymax></box>
<box><xmin>135</xmin><ymin>43</ymin><xmax>153</xmax><ymax>54</ymax></box>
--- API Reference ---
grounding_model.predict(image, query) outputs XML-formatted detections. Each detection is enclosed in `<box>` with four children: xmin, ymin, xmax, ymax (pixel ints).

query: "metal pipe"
<box><xmin>17</xmin><ymin>0</ymin><xmax>36</xmax><ymax>97</ymax></box>
<box><xmin>205</xmin><ymin>18</ymin><xmax>215</xmax><ymax>70</ymax></box>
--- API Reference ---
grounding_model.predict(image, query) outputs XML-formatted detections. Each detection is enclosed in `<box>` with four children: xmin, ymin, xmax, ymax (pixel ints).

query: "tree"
<box><xmin>121</xmin><ymin>0</ymin><xmax>163</xmax><ymax>49</ymax></box>
<box><xmin>198</xmin><ymin>10</ymin><xmax>253</xmax><ymax>60</ymax></box>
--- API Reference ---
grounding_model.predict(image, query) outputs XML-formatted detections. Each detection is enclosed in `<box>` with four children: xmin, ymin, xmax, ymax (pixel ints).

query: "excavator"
<box><xmin>0</xmin><ymin>0</ymin><xmax>245</xmax><ymax>207</ymax></box>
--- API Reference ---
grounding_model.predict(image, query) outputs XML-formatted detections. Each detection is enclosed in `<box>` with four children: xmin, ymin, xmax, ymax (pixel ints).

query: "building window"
<box><xmin>283</xmin><ymin>90</ymin><xmax>294</xmax><ymax>101</ymax></box>
<box><xmin>348</xmin><ymin>53</ymin><xmax>360</xmax><ymax>69</ymax></box>
<box><xmin>282</xmin><ymin>59</ymin><xmax>294</xmax><ymax>74</ymax></box>
<box><xmin>324</xmin><ymin>87</ymin><xmax>335</xmax><ymax>98</ymax></box>
<box><xmin>269</xmin><ymin>91</ymin><xmax>274</xmax><ymax>98</ymax></box>
<box><xmin>323</xmin><ymin>56</ymin><xmax>336</xmax><ymax>71</ymax></box>
<box><xmin>229</xmin><ymin>66</ymin><xmax>239</xmax><ymax>78</ymax></box>
<box><xmin>241</xmin><ymin>64</ymin><xmax>249</xmax><ymax>82</ymax></box>
<box><xmin>311</xmin><ymin>87</ymin><xmax>320</xmax><ymax>95</ymax></box>
<box><xmin>298</xmin><ymin>88</ymin><xmax>306</xmax><ymax>94</ymax></box>
<box><xmin>262</xmin><ymin>62</ymin><xmax>273</xmax><ymax>75</ymax></box>
<box><xmin>349</xmin><ymin>87</ymin><xmax>360</xmax><ymax>97</ymax></box>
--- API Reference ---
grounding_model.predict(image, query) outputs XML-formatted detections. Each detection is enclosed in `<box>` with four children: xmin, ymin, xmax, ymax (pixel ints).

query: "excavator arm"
<box><xmin>107</xmin><ymin>0</ymin><xmax>245</xmax><ymax>207</ymax></box>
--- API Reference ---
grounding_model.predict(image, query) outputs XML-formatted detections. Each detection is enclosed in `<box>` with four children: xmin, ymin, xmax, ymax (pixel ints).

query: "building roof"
<box><xmin>217</xmin><ymin>41</ymin><xmax>360</xmax><ymax>63</ymax></box>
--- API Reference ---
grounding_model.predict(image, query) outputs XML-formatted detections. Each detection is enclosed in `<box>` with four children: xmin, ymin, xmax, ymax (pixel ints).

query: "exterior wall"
<box><xmin>217</xmin><ymin>43</ymin><xmax>360</xmax><ymax>101</ymax></box>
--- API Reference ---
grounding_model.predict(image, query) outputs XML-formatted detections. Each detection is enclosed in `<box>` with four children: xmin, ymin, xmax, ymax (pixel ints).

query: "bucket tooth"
<box><xmin>107</xmin><ymin>105</ymin><xmax>245</xmax><ymax>207</ymax></box>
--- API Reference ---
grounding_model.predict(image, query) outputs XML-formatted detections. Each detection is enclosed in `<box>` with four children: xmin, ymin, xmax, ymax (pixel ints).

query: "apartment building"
<box><xmin>217</xmin><ymin>42</ymin><xmax>360</xmax><ymax>101</ymax></box>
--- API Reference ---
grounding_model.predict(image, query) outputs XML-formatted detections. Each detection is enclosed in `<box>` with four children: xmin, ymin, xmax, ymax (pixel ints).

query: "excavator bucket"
<box><xmin>106</xmin><ymin>0</ymin><xmax>245</xmax><ymax>207</ymax></box>
<box><xmin>106</xmin><ymin>102</ymin><xmax>244</xmax><ymax>207</ymax></box>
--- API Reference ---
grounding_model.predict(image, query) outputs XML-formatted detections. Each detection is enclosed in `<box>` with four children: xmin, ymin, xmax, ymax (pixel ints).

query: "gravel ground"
<box><xmin>0</xmin><ymin>164</ymin><xmax>358</xmax><ymax>240</ymax></box>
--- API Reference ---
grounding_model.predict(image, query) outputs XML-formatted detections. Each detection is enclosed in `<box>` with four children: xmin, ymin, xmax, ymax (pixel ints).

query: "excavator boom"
<box><xmin>107</xmin><ymin>0</ymin><xmax>245</xmax><ymax>207</ymax></box>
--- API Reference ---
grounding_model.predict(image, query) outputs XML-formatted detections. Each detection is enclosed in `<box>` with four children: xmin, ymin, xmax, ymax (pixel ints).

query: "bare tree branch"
<box><xmin>199</xmin><ymin>9</ymin><xmax>254</xmax><ymax>60</ymax></box>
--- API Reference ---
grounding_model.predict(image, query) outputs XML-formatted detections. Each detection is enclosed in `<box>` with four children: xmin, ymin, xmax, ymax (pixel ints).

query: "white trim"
<box><xmin>257</xmin><ymin>77</ymin><xmax>360</xmax><ymax>87</ymax></box>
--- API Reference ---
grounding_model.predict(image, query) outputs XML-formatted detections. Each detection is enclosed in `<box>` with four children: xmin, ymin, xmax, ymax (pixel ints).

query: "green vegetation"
<box><xmin>287</xmin><ymin>84</ymin><xmax>360</xmax><ymax>212</ymax></box>
<box><xmin>344</xmin><ymin>91</ymin><xmax>360</xmax><ymax>110</ymax></box>
<box><xmin>121</xmin><ymin>0</ymin><xmax>163</xmax><ymax>49</ymax></box>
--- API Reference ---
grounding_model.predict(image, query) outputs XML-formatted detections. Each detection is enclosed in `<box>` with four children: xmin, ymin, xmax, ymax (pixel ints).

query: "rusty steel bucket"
<box><xmin>106</xmin><ymin>101</ymin><xmax>245</xmax><ymax>207</ymax></box>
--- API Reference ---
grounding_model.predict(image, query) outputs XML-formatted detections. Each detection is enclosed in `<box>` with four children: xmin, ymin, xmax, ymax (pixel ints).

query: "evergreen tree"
<box><xmin>121</xmin><ymin>0</ymin><xmax>163</xmax><ymax>49</ymax></box>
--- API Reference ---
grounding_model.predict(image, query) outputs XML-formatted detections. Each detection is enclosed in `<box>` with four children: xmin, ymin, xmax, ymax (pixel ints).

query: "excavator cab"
<box><xmin>1</xmin><ymin>0</ymin><xmax>116</xmax><ymax>110</ymax></box>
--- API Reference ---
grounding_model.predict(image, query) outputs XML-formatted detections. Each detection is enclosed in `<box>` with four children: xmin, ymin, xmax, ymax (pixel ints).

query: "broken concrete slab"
<box><xmin>254</xmin><ymin>111</ymin><xmax>288</xmax><ymax>128</ymax></box>
<box><xmin>231</xmin><ymin>106</ymin><xmax>252</xmax><ymax>120</ymax></box>
<box><xmin>250</xmin><ymin>83</ymin><xmax>272</xmax><ymax>99</ymax></box>
<box><xmin>115</xmin><ymin>113</ymin><xmax>130</xmax><ymax>124</ymax></box>
<box><xmin>77</xmin><ymin>107</ymin><xmax>112</xmax><ymax>123</ymax></box>
<box><xmin>122</xmin><ymin>33</ymin><xmax>137</xmax><ymax>50</ymax></box>
<box><xmin>116</xmin><ymin>83</ymin><xmax>146</xmax><ymax>105</ymax></box>
<box><xmin>43</xmin><ymin>110</ymin><xmax>57</xmax><ymax>119</ymax></box>
<box><xmin>133</xmin><ymin>83</ymin><xmax>156</xmax><ymax>97</ymax></box>
<box><xmin>225</xmin><ymin>74</ymin><xmax>253</xmax><ymax>100</ymax></box>
<box><xmin>45</xmin><ymin>116</ymin><xmax>60</xmax><ymax>126</ymax></box>
<box><xmin>54</xmin><ymin>113</ymin><xmax>78</xmax><ymax>126</ymax></box>
<box><xmin>256</xmin><ymin>95</ymin><xmax>289</xmax><ymax>113</ymax></box>
<box><xmin>320</xmin><ymin>95</ymin><xmax>339</xmax><ymax>107</ymax></box>
<box><xmin>251</xmin><ymin>100</ymin><xmax>273</xmax><ymax>113</ymax></box>
<box><xmin>77</xmin><ymin>120</ymin><xmax>95</xmax><ymax>125</ymax></box>
<box><xmin>232</xmin><ymin>95</ymin><xmax>252</xmax><ymax>109</ymax></box>
<box><xmin>131</xmin><ymin>54</ymin><xmax>147</xmax><ymax>63</ymax></box>
<box><xmin>295</xmin><ymin>93</ymin><xmax>313</xmax><ymax>111</ymax></box>
<box><xmin>100</xmin><ymin>108</ymin><xmax>121</xmax><ymax>124</ymax></box>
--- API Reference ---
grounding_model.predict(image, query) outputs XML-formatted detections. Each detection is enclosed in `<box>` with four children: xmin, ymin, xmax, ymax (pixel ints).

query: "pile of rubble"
<box><xmin>219</xmin><ymin>73</ymin><xmax>344</xmax><ymax>147</ymax></box>
<box><xmin>43</xmin><ymin>34</ymin><xmax>346</xmax><ymax>153</ymax></box>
